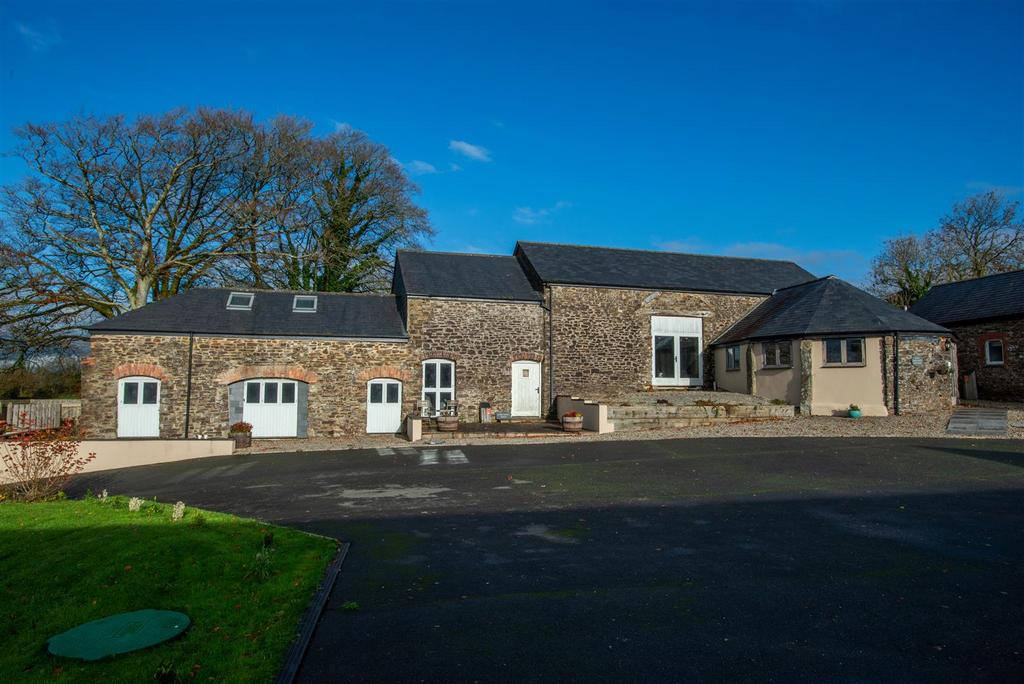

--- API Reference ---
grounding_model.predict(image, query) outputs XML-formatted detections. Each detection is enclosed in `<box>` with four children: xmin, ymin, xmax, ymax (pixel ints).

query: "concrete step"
<box><xmin>612</xmin><ymin>415</ymin><xmax>789</xmax><ymax>430</ymax></box>
<box><xmin>607</xmin><ymin>404</ymin><xmax>794</xmax><ymax>420</ymax></box>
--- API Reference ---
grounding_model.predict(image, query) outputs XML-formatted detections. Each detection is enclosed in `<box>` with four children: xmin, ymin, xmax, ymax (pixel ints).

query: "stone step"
<box><xmin>612</xmin><ymin>415</ymin><xmax>787</xmax><ymax>430</ymax></box>
<box><xmin>607</xmin><ymin>404</ymin><xmax>794</xmax><ymax>420</ymax></box>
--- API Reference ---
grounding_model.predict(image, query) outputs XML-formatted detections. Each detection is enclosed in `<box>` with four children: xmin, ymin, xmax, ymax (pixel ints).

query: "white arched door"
<box><xmin>242</xmin><ymin>379</ymin><xmax>299</xmax><ymax>438</ymax></box>
<box><xmin>367</xmin><ymin>379</ymin><xmax>403</xmax><ymax>433</ymax></box>
<box><xmin>117</xmin><ymin>376</ymin><xmax>161</xmax><ymax>437</ymax></box>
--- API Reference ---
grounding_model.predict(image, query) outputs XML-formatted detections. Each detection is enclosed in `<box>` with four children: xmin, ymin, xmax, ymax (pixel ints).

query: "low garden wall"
<box><xmin>76</xmin><ymin>439</ymin><xmax>235</xmax><ymax>473</ymax></box>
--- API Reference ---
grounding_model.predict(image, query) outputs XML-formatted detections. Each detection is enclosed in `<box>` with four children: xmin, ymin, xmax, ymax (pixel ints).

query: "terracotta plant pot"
<box><xmin>435</xmin><ymin>416</ymin><xmax>459</xmax><ymax>432</ymax></box>
<box><xmin>562</xmin><ymin>416</ymin><xmax>584</xmax><ymax>432</ymax></box>
<box><xmin>231</xmin><ymin>432</ymin><xmax>252</xmax><ymax>448</ymax></box>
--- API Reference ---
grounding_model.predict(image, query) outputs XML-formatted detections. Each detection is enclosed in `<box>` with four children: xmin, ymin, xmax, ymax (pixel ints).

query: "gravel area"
<box><xmin>242</xmin><ymin>405</ymin><xmax>1022</xmax><ymax>454</ymax></box>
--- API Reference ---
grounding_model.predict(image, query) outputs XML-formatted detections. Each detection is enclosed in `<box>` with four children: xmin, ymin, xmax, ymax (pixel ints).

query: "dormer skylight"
<box><xmin>226</xmin><ymin>292</ymin><xmax>254</xmax><ymax>310</ymax></box>
<box><xmin>292</xmin><ymin>295</ymin><xmax>318</xmax><ymax>312</ymax></box>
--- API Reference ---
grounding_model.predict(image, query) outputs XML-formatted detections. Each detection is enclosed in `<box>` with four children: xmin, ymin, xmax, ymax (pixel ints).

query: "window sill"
<box><xmin>725</xmin><ymin>368</ymin><xmax>741</xmax><ymax>372</ymax></box>
<box><xmin>821</xmin><ymin>363</ymin><xmax>866</xmax><ymax>368</ymax></box>
<box><xmin>984</xmin><ymin>362</ymin><xmax>1005</xmax><ymax>367</ymax></box>
<box><xmin>761</xmin><ymin>365</ymin><xmax>792</xmax><ymax>370</ymax></box>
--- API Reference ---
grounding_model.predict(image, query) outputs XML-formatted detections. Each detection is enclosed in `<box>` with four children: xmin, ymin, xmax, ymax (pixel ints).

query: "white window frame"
<box><xmin>761</xmin><ymin>340</ymin><xmax>792</xmax><ymax>369</ymax></box>
<box><xmin>822</xmin><ymin>338</ymin><xmax>866</xmax><ymax>367</ymax></box>
<box><xmin>421</xmin><ymin>359</ymin><xmax>455</xmax><ymax>416</ymax></box>
<box><xmin>985</xmin><ymin>338</ymin><xmax>1004</xmax><ymax>366</ymax></box>
<box><xmin>226</xmin><ymin>292</ymin><xmax>254</xmax><ymax>310</ymax></box>
<box><xmin>725</xmin><ymin>345</ymin><xmax>741</xmax><ymax>371</ymax></box>
<box><xmin>292</xmin><ymin>295</ymin><xmax>318</xmax><ymax>312</ymax></box>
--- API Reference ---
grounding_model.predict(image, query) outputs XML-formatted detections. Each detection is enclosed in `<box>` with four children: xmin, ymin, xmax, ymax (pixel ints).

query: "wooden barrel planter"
<box><xmin>435</xmin><ymin>415</ymin><xmax>459</xmax><ymax>432</ymax></box>
<box><xmin>231</xmin><ymin>432</ymin><xmax>252</xmax><ymax>448</ymax></box>
<box><xmin>561</xmin><ymin>414</ymin><xmax>584</xmax><ymax>432</ymax></box>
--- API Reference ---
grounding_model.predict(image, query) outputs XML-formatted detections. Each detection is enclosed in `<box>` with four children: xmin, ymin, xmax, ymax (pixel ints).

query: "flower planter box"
<box><xmin>561</xmin><ymin>416</ymin><xmax>584</xmax><ymax>432</ymax></box>
<box><xmin>231</xmin><ymin>432</ymin><xmax>252</xmax><ymax>448</ymax></box>
<box><xmin>435</xmin><ymin>416</ymin><xmax>459</xmax><ymax>432</ymax></box>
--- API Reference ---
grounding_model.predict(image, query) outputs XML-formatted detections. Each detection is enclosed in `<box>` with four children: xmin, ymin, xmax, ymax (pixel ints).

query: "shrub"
<box><xmin>562</xmin><ymin>411</ymin><xmax>582</xmax><ymax>418</ymax></box>
<box><xmin>0</xmin><ymin>418</ymin><xmax>94</xmax><ymax>502</ymax></box>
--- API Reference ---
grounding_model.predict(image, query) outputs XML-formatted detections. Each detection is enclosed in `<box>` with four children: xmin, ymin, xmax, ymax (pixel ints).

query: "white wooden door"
<box><xmin>242</xmin><ymin>379</ymin><xmax>299</xmax><ymax>438</ymax></box>
<box><xmin>511</xmin><ymin>361</ymin><xmax>541</xmax><ymax>416</ymax></box>
<box><xmin>367</xmin><ymin>379</ymin><xmax>403</xmax><ymax>433</ymax></box>
<box><xmin>651</xmin><ymin>316</ymin><xmax>704</xmax><ymax>387</ymax></box>
<box><xmin>117</xmin><ymin>376</ymin><xmax>160</xmax><ymax>437</ymax></box>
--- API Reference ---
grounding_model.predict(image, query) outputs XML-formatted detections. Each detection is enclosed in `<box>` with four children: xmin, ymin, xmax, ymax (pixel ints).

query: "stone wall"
<box><xmin>947</xmin><ymin>317</ymin><xmax>1024</xmax><ymax>400</ymax></box>
<box><xmin>880</xmin><ymin>334</ymin><xmax>957</xmax><ymax>414</ymax></box>
<box><xmin>547</xmin><ymin>285</ymin><xmax>764</xmax><ymax>401</ymax></box>
<box><xmin>405</xmin><ymin>297</ymin><xmax>547</xmax><ymax>420</ymax></box>
<box><xmin>81</xmin><ymin>334</ymin><xmax>413</xmax><ymax>438</ymax></box>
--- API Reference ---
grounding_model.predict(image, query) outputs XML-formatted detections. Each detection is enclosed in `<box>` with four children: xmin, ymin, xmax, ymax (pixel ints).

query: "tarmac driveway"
<box><xmin>73</xmin><ymin>437</ymin><xmax>1024</xmax><ymax>683</ymax></box>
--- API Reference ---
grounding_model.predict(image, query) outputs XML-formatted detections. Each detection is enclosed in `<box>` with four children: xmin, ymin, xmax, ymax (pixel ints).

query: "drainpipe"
<box><xmin>892</xmin><ymin>332</ymin><xmax>900</xmax><ymax>416</ymax></box>
<box><xmin>183</xmin><ymin>332</ymin><xmax>194</xmax><ymax>438</ymax></box>
<box><xmin>539</xmin><ymin>286</ymin><xmax>555</xmax><ymax>418</ymax></box>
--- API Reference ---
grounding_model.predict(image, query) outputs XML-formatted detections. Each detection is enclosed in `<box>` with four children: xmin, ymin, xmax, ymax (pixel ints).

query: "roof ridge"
<box><xmin>516</xmin><ymin>240</ymin><xmax>809</xmax><ymax>267</ymax></box>
<box><xmin>397</xmin><ymin>249</ymin><xmax>511</xmax><ymax>259</ymax></box>
<box><xmin>925</xmin><ymin>268</ymin><xmax>1024</xmax><ymax>290</ymax></box>
<box><xmin>193</xmin><ymin>287</ymin><xmax>397</xmax><ymax>298</ymax></box>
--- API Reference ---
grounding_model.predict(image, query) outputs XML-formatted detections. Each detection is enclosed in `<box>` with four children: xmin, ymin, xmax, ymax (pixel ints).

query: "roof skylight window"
<box><xmin>226</xmin><ymin>292</ymin><xmax>254</xmax><ymax>310</ymax></box>
<box><xmin>293</xmin><ymin>295</ymin><xmax>318</xmax><ymax>312</ymax></box>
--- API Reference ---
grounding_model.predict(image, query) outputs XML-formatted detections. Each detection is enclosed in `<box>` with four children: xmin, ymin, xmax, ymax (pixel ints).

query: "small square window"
<box><xmin>985</xmin><ymin>339</ymin><xmax>1004</xmax><ymax>366</ymax></box>
<box><xmin>123</xmin><ymin>382</ymin><xmax>139</xmax><ymax>405</ymax></box>
<box><xmin>762</xmin><ymin>341</ymin><xmax>792</xmax><ymax>369</ymax></box>
<box><xmin>370</xmin><ymin>383</ymin><xmax>383</xmax><ymax>404</ymax></box>
<box><xmin>227</xmin><ymin>292</ymin><xmax>254</xmax><ymax>310</ymax></box>
<box><xmin>386</xmin><ymin>383</ymin><xmax>399</xmax><ymax>403</ymax></box>
<box><xmin>246</xmin><ymin>382</ymin><xmax>261</xmax><ymax>404</ymax></box>
<box><xmin>142</xmin><ymin>382</ymin><xmax>158</xmax><ymax>405</ymax></box>
<box><xmin>823</xmin><ymin>338</ymin><xmax>866</xmax><ymax>366</ymax></box>
<box><xmin>264</xmin><ymin>382</ymin><xmax>278</xmax><ymax>404</ymax></box>
<box><xmin>846</xmin><ymin>338</ymin><xmax>864</xmax><ymax>365</ymax></box>
<box><xmin>293</xmin><ymin>295</ymin><xmax>317</xmax><ymax>312</ymax></box>
<box><xmin>282</xmin><ymin>383</ymin><xmax>296</xmax><ymax>404</ymax></box>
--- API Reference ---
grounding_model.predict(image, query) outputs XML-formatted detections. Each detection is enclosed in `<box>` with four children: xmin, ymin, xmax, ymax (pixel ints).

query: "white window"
<box><xmin>762</xmin><ymin>341</ymin><xmax>792</xmax><ymax>369</ymax></box>
<box><xmin>725</xmin><ymin>345</ymin><xmax>741</xmax><ymax>371</ymax></box>
<box><xmin>421</xmin><ymin>359</ymin><xmax>455</xmax><ymax>416</ymax></box>
<box><xmin>226</xmin><ymin>292</ymin><xmax>254</xmax><ymax>310</ymax></box>
<box><xmin>823</xmin><ymin>338</ymin><xmax>865</xmax><ymax>366</ymax></box>
<box><xmin>985</xmin><ymin>339</ymin><xmax>1004</xmax><ymax>366</ymax></box>
<box><xmin>292</xmin><ymin>295</ymin><xmax>318</xmax><ymax>312</ymax></box>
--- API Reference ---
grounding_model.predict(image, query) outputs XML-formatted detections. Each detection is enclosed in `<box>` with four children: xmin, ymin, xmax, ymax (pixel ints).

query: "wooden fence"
<box><xmin>2</xmin><ymin>400</ymin><xmax>82</xmax><ymax>430</ymax></box>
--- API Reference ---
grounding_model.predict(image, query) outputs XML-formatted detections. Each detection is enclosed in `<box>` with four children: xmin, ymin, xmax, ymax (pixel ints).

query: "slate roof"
<box><xmin>714</xmin><ymin>276</ymin><xmax>949</xmax><ymax>345</ymax></box>
<box><xmin>88</xmin><ymin>288</ymin><xmax>408</xmax><ymax>339</ymax></box>
<box><xmin>514</xmin><ymin>241</ymin><xmax>815</xmax><ymax>295</ymax></box>
<box><xmin>394</xmin><ymin>250</ymin><xmax>542</xmax><ymax>301</ymax></box>
<box><xmin>910</xmin><ymin>270</ymin><xmax>1024</xmax><ymax>325</ymax></box>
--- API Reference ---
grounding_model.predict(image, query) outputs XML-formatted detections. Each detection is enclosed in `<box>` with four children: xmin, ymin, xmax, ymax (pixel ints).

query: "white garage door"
<box><xmin>117</xmin><ymin>376</ymin><xmax>160</xmax><ymax>437</ymax></box>
<box><xmin>366</xmin><ymin>379</ymin><xmax>402</xmax><ymax>433</ymax></box>
<box><xmin>242</xmin><ymin>379</ymin><xmax>299</xmax><ymax>438</ymax></box>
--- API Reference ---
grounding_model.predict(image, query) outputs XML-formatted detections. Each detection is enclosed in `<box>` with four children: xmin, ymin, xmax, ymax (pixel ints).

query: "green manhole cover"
<box><xmin>48</xmin><ymin>609</ymin><xmax>190</xmax><ymax>661</ymax></box>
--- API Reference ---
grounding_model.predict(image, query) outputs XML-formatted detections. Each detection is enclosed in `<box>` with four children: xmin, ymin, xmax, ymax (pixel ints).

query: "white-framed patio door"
<box><xmin>117</xmin><ymin>376</ymin><xmax>161</xmax><ymax>437</ymax></box>
<box><xmin>511</xmin><ymin>360</ymin><xmax>541</xmax><ymax>416</ymax></box>
<box><xmin>367</xmin><ymin>379</ymin><xmax>403</xmax><ymax>433</ymax></box>
<box><xmin>651</xmin><ymin>316</ymin><xmax>703</xmax><ymax>387</ymax></box>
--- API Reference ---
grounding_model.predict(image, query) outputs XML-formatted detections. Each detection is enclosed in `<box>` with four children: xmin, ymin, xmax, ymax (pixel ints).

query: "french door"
<box><xmin>651</xmin><ymin>316</ymin><xmax>703</xmax><ymax>387</ymax></box>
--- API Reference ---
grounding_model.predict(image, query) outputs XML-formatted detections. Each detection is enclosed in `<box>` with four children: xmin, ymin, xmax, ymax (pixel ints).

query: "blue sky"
<box><xmin>1</xmin><ymin>0</ymin><xmax>1021</xmax><ymax>284</ymax></box>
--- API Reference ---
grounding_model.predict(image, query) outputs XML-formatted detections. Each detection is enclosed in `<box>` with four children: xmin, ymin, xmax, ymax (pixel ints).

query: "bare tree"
<box><xmin>869</xmin><ymin>191</ymin><xmax>1023</xmax><ymax>305</ymax></box>
<box><xmin>868</xmin><ymin>234</ymin><xmax>940</xmax><ymax>307</ymax></box>
<box><xmin>934</xmin><ymin>191</ymin><xmax>1023</xmax><ymax>280</ymax></box>
<box><xmin>0</xmin><ymin>108</ymin><xmax>433</xmax><ymax>361</ymax></box>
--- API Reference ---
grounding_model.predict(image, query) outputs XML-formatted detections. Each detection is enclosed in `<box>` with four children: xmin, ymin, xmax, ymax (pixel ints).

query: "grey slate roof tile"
<box><xmin>514</xmin><ymin>241</ymin><xmax>815</xmax><ymax>294</ymax></box>
<box><xmin>394</xmin><ymin>250</ymin><xmax>542</xmax><ymax>301</ymax></box>
<box><xmin>910</xmin><ymin>270</ymin><xmax>1024</xmax><ymax>325</ymax></box>
<box><xmin>88</xmin><ymin>288</ymin><xmax>408</xmax><ymax>339</ymax></box>
<box><xmin>714</xmin><ymin>276</ymin><xmax>949</xmax><ymax>344</ymax></box>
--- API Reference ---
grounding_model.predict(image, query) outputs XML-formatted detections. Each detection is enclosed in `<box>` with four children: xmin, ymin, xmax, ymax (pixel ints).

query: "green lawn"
<box><xmin>0</xmin><ymin>496</ymin><xmax>336</xmax><ymax>682</ymax></box>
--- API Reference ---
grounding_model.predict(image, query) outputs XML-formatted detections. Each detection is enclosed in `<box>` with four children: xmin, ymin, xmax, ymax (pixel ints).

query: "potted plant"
<box><xmin>848</xmin><ymin>404</ymin><xmax>862</xmax><ymax>419</ymax></box>
<box><xmin>229</xmin><ymin>421</ymin><xmax>253</xmax><ymax>448</ymax></box>
<box><xmin>561</xmin><ymin>411</ymin><xmax>584</xmax><ymax>432</ymax></box>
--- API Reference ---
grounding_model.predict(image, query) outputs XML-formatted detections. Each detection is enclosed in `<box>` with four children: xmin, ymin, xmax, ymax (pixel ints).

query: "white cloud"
<box><xmin>491</xmin><ymin>120</ymin><xmax>505</xmax><ymax>128</ymax></box>
<box><xmin>16</xmin><ymin>23</ymin><xmax>60</xmax><ymax>52</ymax></box>
<box><xmin>331</xmin><ymin>120</ymin><xmax>353</xmax><ymax>133</ymax></box>
<box><xmin>512</xmin><ymin>200</ymin><xmax>572</xmax><ymax>225</ymax></box>
<box><xmin>449</xmin><ymin>140</ymin><xmax>492</xmax><ymax>162</ymax></box>
<box><xmin>405</xmin><ymin>160</ymin><xmax>438</xmax><ymax>176</ymax></box>
<box><xmin>449</xmin><ymin>162</ymin><xmax>463</xmax><ymax>172</ymax></box>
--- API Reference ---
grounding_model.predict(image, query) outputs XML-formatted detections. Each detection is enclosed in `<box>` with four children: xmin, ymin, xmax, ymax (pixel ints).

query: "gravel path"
<box><xmin>243</xmin><ymin>403</ymin><xmax>1022</xmax><ymax>454</ymax></box>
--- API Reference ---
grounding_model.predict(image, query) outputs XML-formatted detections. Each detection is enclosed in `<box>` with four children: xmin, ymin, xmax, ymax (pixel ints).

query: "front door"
<box><xmin>651</xmin><ymin>316</ymin><xmax>703</xmax><ymax>387</ymax></box>
<box><xmin>367</xmin><ymin>379</ymin><xmax>403</xmax><ymax>433</ymax></box>
<box><xmin>117</xmin><ymin>376</ymin><xmax>160</xmax><ymax>437</ymax></box>
<box><xmin>242</xmin><ymin>379</ymin><xmax>299</xmax><ymax>438</ymax></box>
<box><xmin>511</xmin><ymin>360</ymin><xmax>541</xmax><ymax>416</ymax></box>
